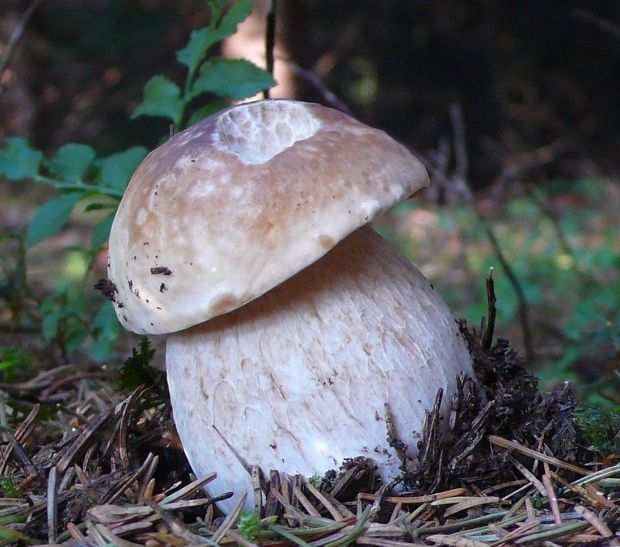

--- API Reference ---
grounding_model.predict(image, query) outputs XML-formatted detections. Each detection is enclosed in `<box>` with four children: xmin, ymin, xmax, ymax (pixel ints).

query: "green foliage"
<box><xmin>0</xmin><ymin>514</ymin><xmax>27</xmax><ymax>542</ymax></box>
<box><xmin>191</xmin><ymin>58</ymin><xmax>275</xmax><ymax>100</ymax></box>
<box><xmin>0</xmin><ymin>348</ymin><xmax>35</xmax><ymax>383</ymax></box>
<box><xmin>0</xmin><ymin>232</ymin><xmax>31</xmax><ymax>323</ymax></box>
<box><xmin>0</xmin><ymin>141</ymin><xmax>146</xmax><ymax>364</ymax></box>
<box><xmin>26</xmin><ymin>193</ymin><xmax>83</xmax><ymax>247</ymax></box>
<box><xmin>0</xmin><ymin>141</ymin><xmax>144</xmax><ymax>248</ymax></box>
<box><xmin>132</xmin><ymin>76</ymin><xmax>185</xmax><ymax>126</ymax></box>
<box><xmin>41</xmin><ymin>281</ymin><xmax>92</xmax><ymax>358</ymax></box>
<box><xmin>396</xmin><ymin>177</ymin><xmax>619</xmax><ymax>403</ymax></box>
<box><xmin>48</xmin><ymin>143</ymin><xmax>97</xmax><ymax>181</ymax></box>
<box><xmin>177</xmin><ymin>0</ymin><xmax>254</xmax><ymax>72</ymax></box>
<box><xmin>236</xmin><ymin>512</ymin><xmax>278</xmax><ymax>541</ymax></box>
<box><xmin>237</xmin><ymin>511</ymin><xmax>264</xmax><ymax>540</ymax></box>
<box><xmin>0</xmin><ymin>138</ymin><xmax>43</xmax><ymax>179</ymax></box>
<box><xmin>115</xmin><ymin>337</ymin><xmax>168</xmax><ymax>408</ymax></box>
<box><xmin>88</xmin><ymin>302</ymin><xmax>122</xmax><ymax>362</ymax></box>
<box><xmin>0</xmin><ymin>478</ymin><xmax>23</xmax><ymax>498</ymax></box>
<box><xmin>574</xmin><ymin>405</ymin><xmax>620</xmax><ymax>456</ymax></box>
<box><xmin>96</xmin><ymin>147</ymin><xmax>150</xmax><ymax>193</ymax></box>
<box><xmin>133</xmin><ymin>0</ymin><xmax>274</xmax><ymax>128</ymax></box>
<box><xmin>0</xmin><ymin>0</ymin><xmax>274</xmax><ymax>362</ymax></box>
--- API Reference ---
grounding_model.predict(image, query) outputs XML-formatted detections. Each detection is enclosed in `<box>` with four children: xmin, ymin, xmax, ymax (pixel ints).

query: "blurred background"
<box><xmin>1</xmin><ymin>0</ymin><xmax>619</xmax><ymax>402</ymax></box>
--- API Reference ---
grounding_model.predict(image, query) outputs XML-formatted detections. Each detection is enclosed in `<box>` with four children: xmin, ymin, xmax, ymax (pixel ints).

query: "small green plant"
<box><xmin>0</xmin><ymin>232</ymin><xmax>31</xmax><ymax>323</ymax></box>
<box><xmin>0</xmin><ymin>478</ymin><xmax>23</xmax><ymax>498</ymax></box>
<box><xmin>574</xmin><ymin>405</ymin><xmax>620</xmax><ymax>456</ymax></box>
<box><xmin>0</xmin><ymin>514</ymin><xmax>28</xmax><ymax>542</ymax></box>
<box><xmin>133</xmin><ymin>0</ymin><xmax>274</xmax><ymax>129</ymax></box>
<box><xmin>115</xmin><ymin>337</ymin><xmax>168</xmax><ymax>409</ymax></box>
<box><xmin>0</xmin><ymin>347</ymin><xmax>36</xmax><ymax>383</ymax></box>
<box><xmin>236</xmin><ymin>511</ymin><xmax>278</xmax><ymax>541</ymax></box>
<box><xmin>0</xmin><ymin>0</ymin><xmax>275</xmax><ymax>362</ymax></box>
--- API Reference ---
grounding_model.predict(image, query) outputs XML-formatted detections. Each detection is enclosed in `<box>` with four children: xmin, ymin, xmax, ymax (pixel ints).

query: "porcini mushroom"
<box><xmin>107</xmin><ymin>99</ymin><xmax>473</xmax><ymax>511</ymax></box>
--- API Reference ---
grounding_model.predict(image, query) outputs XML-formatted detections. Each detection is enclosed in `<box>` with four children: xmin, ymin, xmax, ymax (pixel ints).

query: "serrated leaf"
<box><xmin>191</xmin><ymin>58</ymin><xmax>276</xmax><ymax>100</ymax></box>
<box><xmin>91</xmin><ymin>211</ymin><xmax>115</xmax><ymax>251</ymax></box>
<box><xmin>177</xmin><ymin>28</ymin><xmax>216</xmax><ymax>74</ymax></box>
<box><xmin>47</xmin><ymin>143</ymin><xmax>96</xmax><ymax>182</ymax></box>
<box><xmin>26</xmin><ymin>192</ymin><xmax>82</xmax><ymax>247</ymax></box>
<box><xmin>0</xmin><ymin>137</ymin><xmax>43</xmax><ymax>180</ymax></box>
<box><xmin>97</xmin><ymin>147</ymin><xmax>148</xmax><ymax>192</ymax></box>
<box><xmin>131</xmin><ymin>76</ymin><xmax>184</xmax><ymax>125</ymax></box>
<box><xmin>216</xmin><ymin>0</ymin><xmax>256</xmax><ymax>40</ymax></box>
<box><xmin>176</xmin><ymin>0</ymin><xmax>255</xmax><ymax>72</ymax></box>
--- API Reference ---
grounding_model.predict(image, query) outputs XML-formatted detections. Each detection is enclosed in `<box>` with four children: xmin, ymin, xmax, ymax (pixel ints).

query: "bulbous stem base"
<box><xmin>166</xmin><ymin>225</ymin><xmax>473</xmax><ymax>511</ymax></box>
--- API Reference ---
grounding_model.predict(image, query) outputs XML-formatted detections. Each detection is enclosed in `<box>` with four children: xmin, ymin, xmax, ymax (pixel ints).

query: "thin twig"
<box><xmin>481</xmin><ymin>267</ymin><xmax>497</xmax><ymax>350</ymax></box>
<box><xmin>523</xmin><ymin>178</ymin><xmax>574</xmax><ymax>258</ymax></box>
<box><xmin>211</xmin><ymin>493</ymin><xmax>247</xmax><ymax>544</ymax></box>
<box><xmin>571</xmin><ymin>8</ymin><xmax>620</xmax><ymax>43</ymax></box>
<box><xmin>488</xmin><ymin>435</ymin><xmax>591</xmax><ymax>476</ymax></box>
<box><xmin>0</xmin><ymin>403</ymin><xmax>39</xmax><ymax>476</ymax></box>
<box><xmin>430</xmin><ymin>104</ymin><xmax>535</xmax><ymax>362</ymax></box>
<box><xmin>542</xmin><ymin>474</ymin><xmax>562</xmax><ymax>525</ymax></box>
<box><xmin>47</xmin><ymin>466</ymin><xmax>59</xmax><ymax>544</ymax></box>
<box><xmin>284</xmin><ymin>58</ymin><xmax>354</xmax><ymax>115</ymax></box>
<box><xmin>0</xmin><ymin>0</ymin><xmax>44</xmax><ymax>93</ymax></box>
<box><xmin>574</xmin><ymin>505</ymin><xmax>618</xmax><ymax>544</ymax></box>
<box><xmin>263</xmin><ymin>0</ymin><xmax>277</xmax><ymax>99</ymax></box>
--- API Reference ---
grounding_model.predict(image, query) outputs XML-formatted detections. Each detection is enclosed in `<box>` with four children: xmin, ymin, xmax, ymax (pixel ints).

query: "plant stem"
<box><xmin>0</xmin><ymin>0</ymin><xmax>45</xmax><ymax>96</ymax></box>
<box><xmin>34</xmin><ymin>176</ymin><xmax>124</xmax><ymax>199</ymax></box>
<box><xmin>263</xmin><ymin>0</ymin><xmax>277</xmax><ymax>99</ymax></box>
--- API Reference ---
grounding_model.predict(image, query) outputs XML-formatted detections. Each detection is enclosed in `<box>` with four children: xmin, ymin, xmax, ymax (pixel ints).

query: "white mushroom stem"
<box><xmin>166</xmin><ymin>225</ymin><xmax>472</xmax><ymax>511</ymax></box>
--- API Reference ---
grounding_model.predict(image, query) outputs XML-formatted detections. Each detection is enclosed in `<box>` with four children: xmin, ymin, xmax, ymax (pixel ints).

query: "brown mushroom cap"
<box><xmin>108</xmin><ymin>99</ymin><xmax>428</xmax><ymax>335</ymax></box>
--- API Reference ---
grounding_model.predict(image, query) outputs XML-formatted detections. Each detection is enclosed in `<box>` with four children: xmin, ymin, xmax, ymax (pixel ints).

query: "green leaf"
<box><xmin>91</xmin><ymin>211</ymin><xmax>115</xmax><ymax>251</ymax></box>
<box><xmin>42</xmin><ymin>309</ymin><xmax>63</xmax><ymax>341</ymax></box>
<box><xmin>97</xmin><ymin>147</ymin><xmax>148</xmax><ymax>192</ymax></box>
<box><xmin>88</xmin><ymin>302</ymin><xmax>120</xmax><ymax>362</ymax></box>
<box><xmin>191</xmin><ymin>58</ymin><xmax>276</xmax><ymax>100</ymax></box>
<box><xmin>177</xmin><ymin>28</ymin><xmax>216</xmax><ymax>74</ymax></box>
<box><xmin>215</xmin><ymin>0</ymin><xmax>256</xmax><ymax>40</ymax></box>
<box><xmin>0</xmin><ymin>348</ymin><xmax>34</xmax><ymax>372</ymax></box>
<box><xmin>0</xmin><ymin>137</ymin><xmax>43</xmax><ymax>180</ymax></box>
<box><xmin>131</xmin><ymin>76</ymin><xmax>184</xmax><ymax>125</ymax></box>
<box><xmin>206</xmin><ymin>0</ymin><xmax>227</xmax><ymax>22</ymax></box>
<box><xmin>176</xmin><ymin>0</ymin><xmax>255</xmax><ymax>72</ymax></box>
<box><xmin>47</xmin><ymin>143</ymin><xmax>96</xmax><ymax>182</ymax></box>
<box><xmin>66</xmin><ymin>329</ymin><xmax>88</xmax><ymax>353</ymax></box>
<box><xmin>88</xmin><ymin>337</ymin><xmax>115</xmax><ymax>363</ymax></box>
<box><xmin>26</xmin><ymin>192</ymin><xmax>82</xmax><ymax>247</ymax></box>
<box><xmin>93</xmin><ymin>301</ymin><xmax>120</xmax><ymax>339</ymax></box>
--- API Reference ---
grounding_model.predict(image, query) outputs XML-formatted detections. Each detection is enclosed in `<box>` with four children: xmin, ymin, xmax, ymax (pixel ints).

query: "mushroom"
<box><xmin>107</xmin><ymin>99</ymin><xmax>473</xmax><ymax>511</ymax></box>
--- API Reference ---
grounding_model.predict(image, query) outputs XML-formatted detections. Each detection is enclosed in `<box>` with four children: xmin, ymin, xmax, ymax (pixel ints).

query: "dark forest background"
<box><xmin>2</xmin><ymin>0</ymin><xmax>619</xmax><ymax>189</ymax></box>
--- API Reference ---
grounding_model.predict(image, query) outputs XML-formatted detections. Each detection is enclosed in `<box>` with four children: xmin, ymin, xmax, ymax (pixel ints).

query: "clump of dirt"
<box><xmin>401</xmin><ymin>321</ymin><xmax>590</xmax><ymax>497</ymax></box>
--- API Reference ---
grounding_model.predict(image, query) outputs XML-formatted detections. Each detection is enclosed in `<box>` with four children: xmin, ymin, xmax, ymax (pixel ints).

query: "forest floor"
<box><xmin>0</xmin><ymin>319</ymin><xmax>619</xmax><ymax>545</ymax></box>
